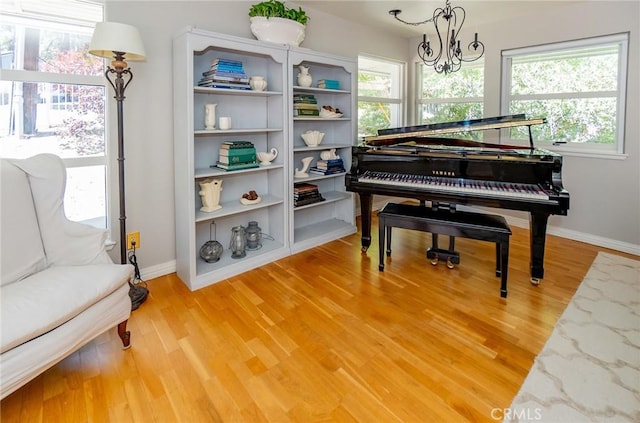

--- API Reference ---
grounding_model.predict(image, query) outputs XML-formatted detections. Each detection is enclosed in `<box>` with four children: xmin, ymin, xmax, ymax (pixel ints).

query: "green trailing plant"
<box><xmin>248</xmin><ymin>0</ymin><xmax>308</xmax><ymax>25</ymax></box>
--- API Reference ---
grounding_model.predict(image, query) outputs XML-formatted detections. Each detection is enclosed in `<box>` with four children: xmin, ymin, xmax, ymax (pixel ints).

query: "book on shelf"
<box><xmin>221</xmin><ymin>141</ymin><xmax>254</xmax><ymax>149</ymax></box>
<box><xmin>218</xmin><ymin>147</ymin><xmax>256</xmax><ymax>156</ymax></box>
<box><xmin>214</xmin><ymin>161</ymin><xmax>259</xmax><ymax>171</ymax></box>
<box><xmin>294</xmin><ymin>194</ymin><xmax>321</xmax><ymax>203</ymax></box>
<box><xmin>207</xmin><ymin>82</ymin><xmax>251</xmax><ymax>90</ymax></box>
<box><xmin>199</xmin><ymin>75</ymin><xmax>250</xmax><ymax>84</ymax></box>
<box><xmin>218</xmin><ymin>153</ymin><xmax>257</xmax><ymax>164</ymax></box>
<box><xmin>309</xmin><ymin>167</ymin><xmax>345</xmax><ymax>176</ymax></box>
<box><xmin>293</xmin><ymin>103</ymin><xmax>319</xmax><ymax>110</ymax></box>
<box><xmin>317</xmin><ymin>79</ymin><xmax>340</xmax><ymax>89</ymax></box>
<box><xmin>294</xmin><ymin>195</ymin><xmax>325</xmax><ymax>207</ymax></box>
<box><xmin>293</xmin><ymin>95</ymin><xmax>317</xmax><ymax>103</ymax></box>
<box><xmin>294</xmin><ymin>182</ymin><xmax>319</xmax><ymax>193</ymax></box>
<box><xmin>315</xmin><ymin>159</ymin><xmax>344</xmax><ymax>168</ymax></box>
<box><xmin>293</xmin><ymin>109</ymin><xmax>320</xmax><ymax>117</ymax></box>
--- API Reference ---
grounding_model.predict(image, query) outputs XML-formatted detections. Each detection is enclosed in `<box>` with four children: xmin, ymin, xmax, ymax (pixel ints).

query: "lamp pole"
<box><xmin>104</xmin><ymin>53</ymin><xmax>134</xmax><ymax>265</ymax></box>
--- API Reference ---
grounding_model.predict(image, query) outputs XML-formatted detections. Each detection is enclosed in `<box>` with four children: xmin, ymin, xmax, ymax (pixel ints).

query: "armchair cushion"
<box><xmin>0</xmin><ymin>263</ymin><xmax>133</xmax><ymax>354</ymax></box>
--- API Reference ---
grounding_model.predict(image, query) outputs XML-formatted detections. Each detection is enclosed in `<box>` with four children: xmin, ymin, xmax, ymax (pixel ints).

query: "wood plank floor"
<box><xmin>2</xmin><ymin>214</ymin><xmax>637</xmax><ymax>422</ymax></box>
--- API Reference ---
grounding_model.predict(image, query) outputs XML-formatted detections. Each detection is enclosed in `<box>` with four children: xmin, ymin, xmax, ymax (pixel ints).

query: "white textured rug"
<box><xmin>506</xmin><ymin>252</ymin><xmax>640</xmax><ymax>423</ymax></box>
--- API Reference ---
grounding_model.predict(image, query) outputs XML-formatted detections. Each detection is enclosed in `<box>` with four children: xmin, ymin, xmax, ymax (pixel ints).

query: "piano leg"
<box><xmin>359</xmin><ymin>193</ymin><xmax>373</xmax><ymax>252</ymax></box>
<box><xmin>529</xmin><ymin>212</ymin><xmax>550</xmax><ymax>284</ymax></box>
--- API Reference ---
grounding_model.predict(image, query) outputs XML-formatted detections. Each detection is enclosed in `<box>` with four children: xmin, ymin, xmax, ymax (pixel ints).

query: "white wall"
<box><xmin>104</xmin><ymin>1</ymin><xmax>639</xmax><ymax>277</ymax></box>
<box><xmin>407</xmin><ymin>1</ymin><xmax>640</xmax><ymax>254</ymax></box>
<box><xmin>103</xmin><ymin>1</ymin><xmax>408</xmax><ymax>275</ymax></box>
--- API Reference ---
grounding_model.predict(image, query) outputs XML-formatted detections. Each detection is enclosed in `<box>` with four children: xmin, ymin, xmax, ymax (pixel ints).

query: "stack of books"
<box><xmin>294</xmin><ymin>183</ymin><xmax>325</xmax><ymax>207</ymax></box>
<box><xmin>215</xmin><ymin>141</ymin><xmax>259</xmax><ymax>170</ymax></box>
<box><xmin>317</xmin><ymin>79</ymin><xmax>340</xmax><ymax>89</ymax></box>
<box><xmin>198</xmin><ymin>58</ymin><xmax>250</xmax><ymax>90</ymax></box>
<box><xmin>309</xmin><ymin>158</ymin><xmax>346</xmax><ymax>176</ymax></box>
<box><xmin>293</xmin><ymin>94</ymin><xmax>319</xmax><ymax>117</ymax></box>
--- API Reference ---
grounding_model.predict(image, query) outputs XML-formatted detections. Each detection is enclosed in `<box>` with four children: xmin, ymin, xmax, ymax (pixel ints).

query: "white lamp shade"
<box><xmin>89</xmin><ymin>22</ymin><xmax>146</xmax><ymax>60</ymax></box>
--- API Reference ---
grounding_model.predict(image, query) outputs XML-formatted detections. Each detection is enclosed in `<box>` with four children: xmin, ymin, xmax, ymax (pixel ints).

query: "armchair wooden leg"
<box><xmin>117</xmin><ymin>320</ymin><xmax>131</xmax><ymax>350</ymax></box>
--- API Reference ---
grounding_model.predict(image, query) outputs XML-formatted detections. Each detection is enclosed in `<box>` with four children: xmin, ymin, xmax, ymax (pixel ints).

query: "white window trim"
<box><xmin>501</xmin><ymin>33</ymin><xmax>629</xmax><ymax>158</ymax></box>
<box><xmin>358</xmin><ymin>54</ymin><xmax>407</xmax><ymax>133</ymax></box>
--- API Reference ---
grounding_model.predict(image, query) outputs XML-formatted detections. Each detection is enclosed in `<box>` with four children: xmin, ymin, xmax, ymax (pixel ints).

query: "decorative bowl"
<box><xmin>249</xmin><ymin>17</ymin><xmax>306</xmax><ymax>47</ymax></box>
<box><xmin>319</xmin><ymin>108</ymin><xmax>344</xmax><ymax>119</ymax></box>
<box><xmin>301</xmin><ymin>130</ymin><xmax>325</xmax><ymax>147</ymax></box>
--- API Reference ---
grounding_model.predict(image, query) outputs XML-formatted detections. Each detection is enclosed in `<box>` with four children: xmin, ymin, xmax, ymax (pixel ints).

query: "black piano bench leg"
<box><xmin>378</xmin><ymin>215</ymin><xmax>386</xmax><ymax>271</ymax></box>
<box><xmin>386</xmin><ymin>226</ymin><xmax>392</xmax><ymax>257</ymax></box>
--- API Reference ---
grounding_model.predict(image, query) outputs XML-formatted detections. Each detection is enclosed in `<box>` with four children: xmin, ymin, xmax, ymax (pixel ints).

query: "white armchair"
<box><xmin>0</xmin><ymin>154</ymin><xmax>134</xmax><ymax>399</ymax></box>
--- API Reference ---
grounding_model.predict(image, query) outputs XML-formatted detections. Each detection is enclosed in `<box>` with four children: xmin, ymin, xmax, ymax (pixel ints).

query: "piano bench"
<box><xmin>377</xmin><ymin>202</ymin><xmax>512</xmax><ymax>298</ymax></box>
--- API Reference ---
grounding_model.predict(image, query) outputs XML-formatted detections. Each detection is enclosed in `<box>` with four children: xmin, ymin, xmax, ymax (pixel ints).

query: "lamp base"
<box><xmin>129</xmin><ymin>283</ymin><xmax>148</xmax><ymax>311</ymax></box>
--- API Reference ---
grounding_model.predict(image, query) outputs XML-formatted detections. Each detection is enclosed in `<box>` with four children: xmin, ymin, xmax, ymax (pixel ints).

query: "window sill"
<box><xmin>105</xmin><ymin>239</ymin><xmax>116</xmax><ymax>251</ymax></box>
<box><xmin>545</xmin><ymin>147</ymin><xmax>628</xmax><ymax>160</ymax></box>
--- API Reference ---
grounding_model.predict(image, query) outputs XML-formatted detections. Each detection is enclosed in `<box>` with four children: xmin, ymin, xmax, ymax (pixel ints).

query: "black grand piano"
<box><xmin>345</xmin><ymin>114</ymin><xmax>570</xmax><ymax>283</ymax></box>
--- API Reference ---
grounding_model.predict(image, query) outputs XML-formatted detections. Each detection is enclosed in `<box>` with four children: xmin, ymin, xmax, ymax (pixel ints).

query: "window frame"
<box><xmin>500</xmin><ymin>33</ymin><xmax>629</xmax><ymax>156</ymax></box>
<box><xmin>0</xmin><ymin>1</ymin><xmax>109</xmax><ymax>226</ymax></box>
<box><xmin>415</xmin><ymin>60</ymin><xmax>485</xmax><ymax>128</ymax></box>
<box><xmin>357</xmin><ymin>55</ymin><xmax>405</xmax><ymax>137</ymax></box>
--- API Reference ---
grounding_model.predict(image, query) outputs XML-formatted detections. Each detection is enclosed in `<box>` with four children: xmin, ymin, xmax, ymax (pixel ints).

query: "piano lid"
<box><xmin>363</xmin><ymin>114</ymin><xmax>547</xmax><ymax>148</ymax></box>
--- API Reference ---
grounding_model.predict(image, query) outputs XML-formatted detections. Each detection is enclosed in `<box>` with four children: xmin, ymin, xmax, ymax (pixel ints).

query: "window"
<box><xmin>501</xmin><ymin>33</ymin><xmax>628</xmax><ymax>155</ymax></box>
<box><xmin>0</xmin><ymin>0</ymin><xmax>107</xmax><ymax>226</ymax></box>
<box><xmin>358</xmin><ymin>56</ymin><xmax>404</xmax><ymax>137</ymax></box>
<box><xmin>417</xmin><ymin>61</ymin><xmax>484</xmax><ymax>139</ymax></box>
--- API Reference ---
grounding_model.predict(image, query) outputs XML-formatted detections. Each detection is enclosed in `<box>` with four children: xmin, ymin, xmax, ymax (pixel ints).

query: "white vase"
<box><xmin>294</xmin><ymin>156</ymin><xmax>314</xmax><ymax>178</ymax></box>
<box><xmin>204</xmin><ymin>103</ymin><xmax>217</xmax><ymax>130</ymax></box>
<box><xmin>297</xmin><ymin>65</ymin><xmax>312</xmax><ymax>87</ymax></box>
<box><xmin>198</xmin><ymin>178</ymin><xmax>222</xmax><ymax>212</ymax></box>
<box><xmin>250</xmin><ymin>76</ymin><xmax>267</xmax><ymax>91</ymax></box>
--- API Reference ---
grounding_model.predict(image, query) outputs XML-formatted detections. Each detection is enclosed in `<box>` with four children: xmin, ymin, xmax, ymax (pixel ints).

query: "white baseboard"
<box><xmin>502</xmin><ymin>214</ymin><xmax>640</xmax><ymax>256</ymax></box>
<box><xmin>139</xmin><ymin>260</ymin><xmax>176</xmax><ymax>282</ymax></box>
<box><xmin>141</xmin><ymin>211</ymin><xmax>639</xmax><ymax>281</ymax></box>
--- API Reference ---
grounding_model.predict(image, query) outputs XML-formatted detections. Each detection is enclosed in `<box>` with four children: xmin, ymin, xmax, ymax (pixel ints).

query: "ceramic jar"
<box><xmin>297</xmin><ymin>65</ymin><xmax>312</xmax><ymax>87</ymax></box>
<box><xmin>250</xmin><ymin>76</ymin><xmax>267</xmax><ymax>91</ymax></box>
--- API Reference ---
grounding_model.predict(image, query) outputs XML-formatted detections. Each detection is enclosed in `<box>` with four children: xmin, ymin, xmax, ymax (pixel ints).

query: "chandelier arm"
<box><xmin>395</xmin><ymin>0</ymin><xmax>484</xmax><ymax>74</ymax></box>
<box><xmin>460</xmin><ymin>40</ymin><xmax>485</xmax><ymax>63</ymax></box>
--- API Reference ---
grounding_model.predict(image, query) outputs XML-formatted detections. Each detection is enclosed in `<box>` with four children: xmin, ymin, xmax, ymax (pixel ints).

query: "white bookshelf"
<box><xmin>173</xmin><ymin>28</ymin><xmax>357</xmax><ymax>290</ymax></box>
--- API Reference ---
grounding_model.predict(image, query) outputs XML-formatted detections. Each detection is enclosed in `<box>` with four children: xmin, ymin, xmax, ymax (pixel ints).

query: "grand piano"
<box><xmin>345</xmin><ymin>114</ymin><xmax>570</xmax><ymax>283</ymax></box>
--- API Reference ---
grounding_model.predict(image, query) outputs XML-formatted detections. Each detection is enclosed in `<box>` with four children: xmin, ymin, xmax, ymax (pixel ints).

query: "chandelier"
<box><xmin>389</xmin><ymin>0</ymin><xmax>485</xmax><ymax>74</ymax></box>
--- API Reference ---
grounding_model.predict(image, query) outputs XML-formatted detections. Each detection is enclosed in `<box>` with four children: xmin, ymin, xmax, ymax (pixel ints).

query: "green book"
<box><xmin>220</xmin><ymin>141</ymin><xmax>254</xmax><ymax>149</ymax></box>
<box><xmin>218</xmin><ymin>147</ymin><xmax>256</xmax><ymax>156</ymax></box>
<box><xmin>214</xmin><ymin>161</ymin><xmax>259</xmax><ymax>171</ymax></box>
<box><xmin>218</xmin><ymin>153</ymin><xmax>257</xmax><ymax>164</ymax></box>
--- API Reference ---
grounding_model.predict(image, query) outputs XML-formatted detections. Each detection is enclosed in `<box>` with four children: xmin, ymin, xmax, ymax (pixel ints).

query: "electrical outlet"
<box><xmin>127</xmin><ymin>231</ymin><xmax>140</xmax><ymax>250</ymax></box>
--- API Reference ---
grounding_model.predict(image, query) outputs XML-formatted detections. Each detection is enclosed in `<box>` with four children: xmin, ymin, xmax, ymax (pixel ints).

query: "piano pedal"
<box><xmin>426</xmin><ymin>248</ymin><xmax>460</xmax><ymax>269</ymax></box>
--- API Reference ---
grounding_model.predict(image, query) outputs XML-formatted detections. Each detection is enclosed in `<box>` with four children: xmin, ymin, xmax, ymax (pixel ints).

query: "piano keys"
<box><xmin>345</xmin><ymin>114</ymin><xmax>570</xmax><ymax>283</ymax></box>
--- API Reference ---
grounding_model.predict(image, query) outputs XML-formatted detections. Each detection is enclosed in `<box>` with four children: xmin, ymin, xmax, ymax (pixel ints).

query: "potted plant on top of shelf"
<box><xmin>248</xmin><ymin>0</ymin><xmax>309</xmax><ymax>47</ymax></box>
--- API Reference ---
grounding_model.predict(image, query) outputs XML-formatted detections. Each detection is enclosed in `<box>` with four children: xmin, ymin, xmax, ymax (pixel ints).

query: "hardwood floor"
<box><xmin>2</xmin><ymin>215</ymin><xmax>637</xmax><ymax>422</ymax></box>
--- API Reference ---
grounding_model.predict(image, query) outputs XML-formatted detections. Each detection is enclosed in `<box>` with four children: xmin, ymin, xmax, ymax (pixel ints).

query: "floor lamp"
<box><xmin>89</xmin><ymin>22</ymin><xmax>148</xmax><ymax>309</ymax></box>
